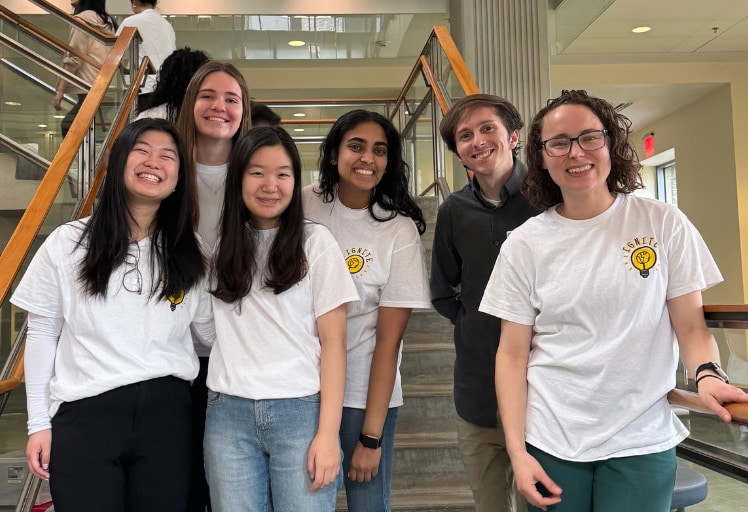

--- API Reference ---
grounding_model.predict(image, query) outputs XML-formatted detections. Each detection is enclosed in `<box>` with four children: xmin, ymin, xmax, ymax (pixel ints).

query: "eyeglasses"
<box><xmin>123</xmin><ymin>241</ymin><xmax>142</xmax><ymax>294</ymax></box>
<box><xmin>540</xmin><ymin>129</ymin><xmax>608</xmax><ymax>157</ymax></box>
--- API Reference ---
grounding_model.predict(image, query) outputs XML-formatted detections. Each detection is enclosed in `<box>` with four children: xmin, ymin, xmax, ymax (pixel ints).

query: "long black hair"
<box><xmin>317</xmin><ymin>109</ymin><xmax>426</xmax><ymax>234</ymax></box>
<box><xmin>138</xmin><ymin>47</ymin><xmax>211</xmax><ymax>122</ymax></box>
<box><xmin>77</xmin><ymin>118</ymin><xmax>205</xmax><ymax>299</ymax></box>
<box><xmin>212</xmin><ymin>126</ymin><xmax>307</xmax><ymax>303</ymax></box>
<box><xmin>73</xmin><ymin>0</ymin><xmax>116</xmax><ymax>29</ymax></box>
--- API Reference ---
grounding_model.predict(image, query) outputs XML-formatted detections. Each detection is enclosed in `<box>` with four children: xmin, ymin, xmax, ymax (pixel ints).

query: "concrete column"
<box><xmin>449</xmin><ymin>0</ymin><xmax>551</xmax><ymax>129</ymax></box>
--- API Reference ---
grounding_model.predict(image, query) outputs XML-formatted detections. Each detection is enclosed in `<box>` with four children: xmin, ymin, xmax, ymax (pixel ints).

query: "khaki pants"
<box><xmin>456</xmin><ymin>415</ymin><xmax>526</xmax><ymax>512</ymax></box>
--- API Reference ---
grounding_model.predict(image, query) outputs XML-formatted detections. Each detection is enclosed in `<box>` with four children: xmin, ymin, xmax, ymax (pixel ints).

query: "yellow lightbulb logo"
<box><xmin>631</xmin><ymin>246</ymin><xmax>656</xmax><ymax>278</ymax></box>
<box><xmin>346</xmin><ymin>254</ymin><xmax>365</xmax><ymax>274</ymax></box>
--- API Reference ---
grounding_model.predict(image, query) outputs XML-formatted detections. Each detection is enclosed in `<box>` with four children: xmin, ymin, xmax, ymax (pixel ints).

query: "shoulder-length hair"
<box><xmin>78</xmin><ymin>118</ymin><xmax>205</xmax><ymax>299</ymax></box>
<box><xmin>212</xmin><ymin>126</ymin><xmax>307</xmax><ymax>303</ymax></box>
<box><xmin>316</xmin><ymin>109</ymin><xmax>425</xmax><ymax>234</ymax></box>
<box><xmin>523</xmin><ymin>89</ymin><xmax>643</xmax><ymax>210</ymax></box>
<box><xmin>175</xmin><ymin>61</ymin><xmax>252</xmax><ymax>226</ymax></box>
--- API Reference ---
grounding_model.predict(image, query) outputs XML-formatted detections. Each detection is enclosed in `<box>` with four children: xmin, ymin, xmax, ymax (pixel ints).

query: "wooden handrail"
<box><xmin>27</xmin><ymin>0</ymin><xmax>118</xmax><ymax>44</ymax></box>
<box><xmin>0</xmin><ymin>349</ymin><xmax>24</xmax><ymax>396</ymax></box>
<box><xmin>668</xmin><ymin>389</ymin><xmax>748</xmax><ymax>425</ymax></box>
<box><xmin>432</xmin><ymin>25</ymin><xmax>479</xmax><ymax>96</ymax></box>
<box><xmin>419</xmin><ymin>56</ymin><xmax>450</xmax><ymax>114</ymax></box>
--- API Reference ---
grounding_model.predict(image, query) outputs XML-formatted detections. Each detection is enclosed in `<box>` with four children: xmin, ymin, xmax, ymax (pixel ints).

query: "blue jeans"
<box><xmin>204</xmin><ymin>391</ymin><xmax>341</xmax><ymax>512</ymax></box>
<box><xmin>339</xmin><ymin>406</ymin><xmax>399</xmax><ymax>512</ymax></box>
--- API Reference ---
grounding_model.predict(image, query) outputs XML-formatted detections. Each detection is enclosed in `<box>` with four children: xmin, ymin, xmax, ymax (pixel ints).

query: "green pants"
<box><xmin>527</xmin><ymin>444</ymin><xmax>676</xmax><ymax>512</ymax></box>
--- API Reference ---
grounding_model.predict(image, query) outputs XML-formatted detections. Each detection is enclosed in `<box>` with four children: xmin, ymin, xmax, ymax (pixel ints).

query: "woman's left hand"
<box><xmin>697</xmin><ymin>377</ymin><xmax>748</xmax><ymax>423</ymax></box>
<box><xmin>347</xmin><ymin>443</ymin><xmax>381</xmax><ymax>483</ymax></box>
<box><xmin>307</xmin><ymin>431</ymin><xmax>341</xmax><ymax>491</ymax></box>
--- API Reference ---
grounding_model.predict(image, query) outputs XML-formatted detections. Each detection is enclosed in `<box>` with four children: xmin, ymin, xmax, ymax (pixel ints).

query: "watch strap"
<box><xmin>695</xmin><ymin>362</ymin><xmax>729</xmax><ymax>384</ymax></box>
<box><xmin>359</xmin><ymin>433</ymin><xmax>382</xmax><ymax>449</ymax></box>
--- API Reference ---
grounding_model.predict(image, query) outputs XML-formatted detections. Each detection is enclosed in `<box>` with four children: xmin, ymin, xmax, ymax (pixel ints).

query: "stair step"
<box><xmin>336</xmin><ymin>481</ymin><xmax>474</xmax><ymax>511</ymax></box>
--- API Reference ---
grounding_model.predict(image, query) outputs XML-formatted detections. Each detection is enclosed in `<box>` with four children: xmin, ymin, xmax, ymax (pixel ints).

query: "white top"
<box><xmin>11</xmin><ymin>220</ymin><xmax>213</xmax><ymax>433</ymax></box>
<box><xmin>479</xmin><ymin>193</ymin><xmax>723</xmax><ymax>461</ymax></box>
<box><xmin>135</xmin><ymin>103</ymin><xmax>169</xmax><ymax>122</ymax></box>
<box><xmin>207</xmin><ymin>223</ymin><xmax>359</xmax><ymax>399</ymax></box>
<box><xmin>302</xmin><ymin>185</ymin><xmax>432</xmax><ymax>409</ymax></box>
<box><xmin>195</xmin><ymin>162</ymin><xmax>227</xmax><ymax>252</ymax></box>
<box><xmin>116</xmin><ymin>9</ymin><xmax>176</xmax><ymax>94</ymax></box>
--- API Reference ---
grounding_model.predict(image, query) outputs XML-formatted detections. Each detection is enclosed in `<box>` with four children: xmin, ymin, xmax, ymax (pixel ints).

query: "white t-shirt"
<box><xmin>302</xmin><ymin>185</ymin><xmax>432</xmax><ymax>409</ymax></box>
<box><xmin>479</xmin><ymin>193</ymin><xmax>723</xmax><ymax>461</ymax></box>
<box><xmin>207</xmin><ymin>222</ymin><xmax>359</xmax><ymax>399</ymax></box>
<box><xmin>195</xmin><ymin>162</ymin><xmax>227</xmax><ymax>251</ymax></box>
<box><xmin>135</xmin><ymin>103</ymin><xmax>169</xmax><ymax>122</ymax></box>
<box><xmin>11</xmin><ymin>220</ymin><xmax>212</xmax><ymax>431</ymax></box>
<box><xmin>116</xmin><ymin>9</ymin><xmax>176</xmax><ymax>94</ymax></box>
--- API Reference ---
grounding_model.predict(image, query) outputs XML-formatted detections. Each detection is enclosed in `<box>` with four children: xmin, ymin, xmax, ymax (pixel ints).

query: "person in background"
<box><xmin>12</xmin><ymin>118</ymin><xmax>213</xmax><ymax>512</ymax></box>
<box><xmin>175</xmin><ymin>60</ymin><xmax>251</xmax><ymax>512</ymax></box>
<box><xmin>480</xmin><ymin>89</ymin><xmax>748</xmax><ymax>512</ymax></box>
<box><xmin>136</xmin><ymin>47</ymin><xmax>210</xmax><ymax>123</ymax></box>
<box><xmin>303</xmin><ymin>109</ymin><xmax>431</xmax><ymax>512</ymax></box>
<box><xmin>54</xmin><ymin>0</ymin><xmax>115</xmax><ymax>138</ymax></box>
<box><xmin>431</xmin><ymin>94</ymin><xmax>537</xmax><ymax>512</ymax></box>
<box><xmin>250</xmin><ymin>100</ymin><xmax>282</xmax><ymax>127</ymax></box>
<box><xmin>116</xmin><ymin>0</ymin><xmax>176</xmax><ymax>112</ymax></box>
<box><xmin>204</xmin><ymin>126</ymin><xmax>358</xmax><ymax>511</ymax></box>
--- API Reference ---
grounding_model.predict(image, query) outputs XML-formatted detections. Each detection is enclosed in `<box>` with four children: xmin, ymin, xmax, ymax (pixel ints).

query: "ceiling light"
<box><xmin>288</xmin><ymin>40</ymin><xmax>306</xmax><ymax>47</ymax></box>
<box><xmin>38</xmin><ymin>124</ymin><xmax>47</xmax><ymax>128</ymax></box>
<box><xmin>53</xmin><ymin>114</ymin><xmax>65</xmax><ymax>119</ymax></box>
<box><xmin>631</xmin><ymin>26</ymin><xmax>651</xmax><ymax>34</ymax></box>
<box><xmin>293</xmin><ymin>113</ymin><xmax>306</xmax><ymax>117</ymax></box>
<box><xmin>5</xmin><ymin>101</ymin><xmax>21</xmax><ymax>106</ymax></box>
<box><xmin>294</xmin><ymin>128</ymin><xmax>305</xmax><ymax>132</ymax></box>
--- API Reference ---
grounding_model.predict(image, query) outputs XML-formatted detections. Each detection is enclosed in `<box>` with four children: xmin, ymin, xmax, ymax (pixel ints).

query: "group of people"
<box><xmin>32</xmin><ymin>1</ymin><xmax>748</xmax><ymax>512</ymax></box>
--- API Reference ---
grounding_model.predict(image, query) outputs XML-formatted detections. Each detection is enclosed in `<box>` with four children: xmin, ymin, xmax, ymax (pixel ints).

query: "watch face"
<box><xmin>360</xmin><ymin>434</ymin><xmax>380</xmax><ymax>448</ymax></box>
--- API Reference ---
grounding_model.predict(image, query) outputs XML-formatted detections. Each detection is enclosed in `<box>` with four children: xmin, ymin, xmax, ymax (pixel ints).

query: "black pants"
<box><xmin>49</xmin><ymin>376</ymin><xmax>192</xmax><ymax>512</ymax></box>
<box><xmin>60</xmin><ymin>94</ymin><xmax>86</xmax><ymax>138</ymax></box>
<box><xmin>186</xmin><ymin>356</ymin><xmax>212</xmax><ymax>512</ymax></box>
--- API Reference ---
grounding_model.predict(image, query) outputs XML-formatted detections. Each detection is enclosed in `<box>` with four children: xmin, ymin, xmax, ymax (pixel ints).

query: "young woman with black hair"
<box><xmin>12</xmin><ymin>118</ymin><xmax>213</xmax><ymax>512</ymax></box>
<box><xmin>204</xmin><ymin>126</ymin><xmax>358</xmax><ymax>511</ymax></box>
<box><xmin>303</xmin><ymin>109</ymin><xmax>431</xmax><ymax>511</ymax></box>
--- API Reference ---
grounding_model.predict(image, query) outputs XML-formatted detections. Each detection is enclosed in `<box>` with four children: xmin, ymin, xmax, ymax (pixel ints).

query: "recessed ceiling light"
<box><xmin>293</xmin><ymin>128</ymin><xmax>305</xmax><ymax>132</ymax></box>
<box><xmin>38</xmin><ymin>124</ymin><xmax>47</xmax><ymax>128</ymax></box>
<box><xmin>4</xmin><ymin>101</ymin><xmax>21</xmax><ymax>106</ymax></box>
<box><xmin>631</xmin><ymin>26</ymin><xmax>651</xmax><ymax>34</ymax></box>
<box><xmin>293</xmin><ymin>113</ymin><xmax>306</xmax><ymax>117</ymax></box>
<box><xmin>288</xmin><ymin>40</ymin><xmax>306</xmax><ymax>47</ymax></box>
<box><xmin>53</xmin><ymin>115</ymin><xmax>65</xmax><ymax>119</ymax></box>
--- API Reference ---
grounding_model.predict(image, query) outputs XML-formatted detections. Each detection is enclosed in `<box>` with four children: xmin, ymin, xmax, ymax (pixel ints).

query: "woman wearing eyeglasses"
<box><xmin>478</xmin><ymin>90</ymin><xmax>748</xmax><ymax>512</ymax></box>
<box><xmin>11</xmin><ymin>118</ymin><xmax>213</xmax><ymax>512</ymax></box>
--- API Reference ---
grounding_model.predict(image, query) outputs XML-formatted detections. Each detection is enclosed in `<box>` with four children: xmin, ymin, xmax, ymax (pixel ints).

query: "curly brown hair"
<box><xmin>523</xmin><ymin>90</ymin><xmax>643</xmax><ymax>210</ymax></box>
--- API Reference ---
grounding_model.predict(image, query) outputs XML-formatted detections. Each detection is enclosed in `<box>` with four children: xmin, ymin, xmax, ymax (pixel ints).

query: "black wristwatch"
<box><xmin>695</xmin><ymin>362</ymin><xmax>729</xmax><ymax>384</ymax></box>
<box><xmin>359</xmin><ymin>433</ymin><xmax>382</xmax><ymax>449</ymax></box>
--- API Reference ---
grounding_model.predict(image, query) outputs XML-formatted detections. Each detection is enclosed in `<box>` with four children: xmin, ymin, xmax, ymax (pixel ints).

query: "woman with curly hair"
<box><xmin>479</xmin><ymin>90</ymin><xmax>748</xmax><ymax>512</ymax></box>
<box><xmin>136</xmin><ymin>47</ymin><xmax>210</xmax><ymax>122</ymax></box>
<box><xmin>303</xmin><ymin>109</ymin><xmax>431</xmax><ymax>511</ymax></box>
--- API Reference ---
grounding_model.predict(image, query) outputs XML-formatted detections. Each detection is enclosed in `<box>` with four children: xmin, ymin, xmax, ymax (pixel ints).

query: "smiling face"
<box><xmin>454</xmin><ymin>106</ymin><xmax>519</xmax><ymax>182</ymax></box>
<box><xmin>242</xmin><ymin>144</ymin><xmax>295</xmax><ymax>230</ymax></box>
<box><xmin>193</xmin><ymin>71</ymin><xmax>243</xmax><ymax>144</ymax></box>
<box><xmin>541</xmin><ymin>104</ymin><xmax>612</xmax><ymax>203</ymax></box>
<box><xmin>124</xmin><ymin>129</ymin><xmax>179</xmax><ymax>206</ymax></box>
<box><xmin>333</xmin><ymin>121</ymin><xmax>388</xmax><ymax>208</ymax></box>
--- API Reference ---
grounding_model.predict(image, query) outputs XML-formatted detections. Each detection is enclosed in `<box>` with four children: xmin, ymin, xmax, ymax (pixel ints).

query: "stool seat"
<box><xmin>671</xmin><ymin>465</ymin><xmax>708</xmax><ymax>511</ymax></box>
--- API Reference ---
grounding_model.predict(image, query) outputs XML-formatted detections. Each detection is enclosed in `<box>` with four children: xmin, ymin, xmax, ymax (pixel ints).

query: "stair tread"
<box><xmin>336</xmin><ymin>483</ymin><xmax>474</xmax><ymax>511</ymax></box>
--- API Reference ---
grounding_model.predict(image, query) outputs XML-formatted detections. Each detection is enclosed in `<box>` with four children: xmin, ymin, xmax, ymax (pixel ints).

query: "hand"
<box><xmin>512</xmin><ymin>451</ymin><xmax>562</xmax><ymax>511</ymax></box>
<box><xmin>26</xmin><ymin>430</ymin><xmax>51</xmax><ymax>480</ymax></box>
<box><xmin>307</xmin><ymin>432</ymin><xmax>341</xmax><ymax>492</ymax></box>
<box><xmin>52</xmin><ymin>92</ymin><xmax>63</xmax><ymax>111</ymax></box>
<box><xmin>697</xmin><ymin>376</ymin><xmax>748</xmax><ymax>423</ymax></box>
<box><xmin>347</xmin><ymin>442</ymin><xmax>381</xmax><ymax>483</ymax></box>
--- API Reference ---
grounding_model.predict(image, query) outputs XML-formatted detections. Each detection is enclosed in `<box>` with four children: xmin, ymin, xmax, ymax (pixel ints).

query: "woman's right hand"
<box><xmin>26</xmin><ymin>429</ymin><xmax>51</xmax><ymax>480</ymax></box>
<box><xmin>52</xmin><ymin>92</ymin><xmax>63</xmax><ymax>111</ymax></box>
<box><xmin>512</xmin><ymin>450</ymin><xmax>562</xmax><ymax>511</ymax></box>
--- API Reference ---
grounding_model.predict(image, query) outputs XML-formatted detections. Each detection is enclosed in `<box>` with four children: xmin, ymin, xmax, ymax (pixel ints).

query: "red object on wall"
<box><xmin>643</xmin><ymin>133</ymin><xmax>655</xmax><ymax>158</ymax></box>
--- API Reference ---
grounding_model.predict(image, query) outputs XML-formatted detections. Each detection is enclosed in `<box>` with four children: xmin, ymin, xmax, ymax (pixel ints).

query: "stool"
<box><xmin>671</xmin><ymin>465</ymin><xmax>708</xmax><ymax>511</ymax></box>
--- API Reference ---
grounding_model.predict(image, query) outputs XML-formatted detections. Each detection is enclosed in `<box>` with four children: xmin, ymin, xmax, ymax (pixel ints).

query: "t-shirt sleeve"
<box><xmin>379</xmin><ymin>220</ymin><xmax>431</xmax><ymax>309</ymax></box>
<box><xmin>478</xmin><ymin>236</ymin><xmax>536</xmax><ymax>326</ymax></box>
<box><xmin>308</xmin><ymin>226</ymin><xmax>360</xmax><ymax>318</ymax></box>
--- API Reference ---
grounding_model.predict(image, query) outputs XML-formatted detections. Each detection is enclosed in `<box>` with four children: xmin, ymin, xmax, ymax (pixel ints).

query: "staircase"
<box><xmin>336</xmin><ymin>195</ymin><xmax>475</xmax><ymax>511</ymax></box>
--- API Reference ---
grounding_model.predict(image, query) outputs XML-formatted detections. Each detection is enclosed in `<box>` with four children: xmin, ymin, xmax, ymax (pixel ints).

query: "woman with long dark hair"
<box><xmin>303</xmin><ymin>109</ymin><xmax>431</xmax><ymax>511</ymax></box>
<box><xmin>54</xmin><ymin>0</ymin><xmax>116</xmax><ymax>138</ymax></box>
<box><xmin>12</xmin><ymin>118</ymin><xmax>212</xmax><ymax>511</ymax></box>
<box><xmin>204</xmin><ymin>126</ymin><xmax>358</xmax><ymax>511</ymax></box>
